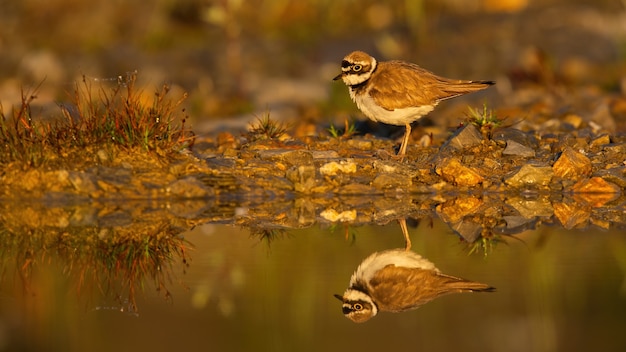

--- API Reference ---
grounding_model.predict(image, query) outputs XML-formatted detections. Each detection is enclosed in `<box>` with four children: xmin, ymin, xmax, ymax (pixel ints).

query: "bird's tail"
<box><xmin>440</xmin><ymin>274</ymin><xmax>496</xmax><ymax>293</ymax></box>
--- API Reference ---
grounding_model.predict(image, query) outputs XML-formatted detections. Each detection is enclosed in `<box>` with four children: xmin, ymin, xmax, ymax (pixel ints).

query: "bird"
<box><xmin>333</xmin><ymin>50</ymin><xmax>495</xmax><ymax>158</ymax></box>
<box><xmin>334</xmin><ymin>248</ymin><xmax>495</xmax><ymax>323</ymax></box>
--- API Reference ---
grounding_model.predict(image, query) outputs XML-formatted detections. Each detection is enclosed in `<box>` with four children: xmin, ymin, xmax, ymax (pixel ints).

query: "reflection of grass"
<box><xmin>0</xmin><ymin>222</ymin><xmax>192</xmax><ymax>312</ymax></box>
<box><xmin>0</xmin><ymin>72</ymin><xmax>192</xmax><ymax>168</ymax></box>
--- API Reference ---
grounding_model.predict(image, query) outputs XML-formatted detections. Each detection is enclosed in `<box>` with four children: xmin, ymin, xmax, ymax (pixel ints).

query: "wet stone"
<box><xmin>504</xmin><ymin>163</ymin><xmax>554</xmax><ymax>188</ymax></box>
<box><xmin>440</xmin><ymin>124</ymin><xmax>483</xmax><ymax>151</ymax></box>
<box><xmin>503</xmin><ymin>140</ymin><xmax>536</xmax><ymax>158</ymax></box>
<box><xmin>552</xmin><ymin>147</ymin><xmax>592</xmax><ymax>179</ymax></box>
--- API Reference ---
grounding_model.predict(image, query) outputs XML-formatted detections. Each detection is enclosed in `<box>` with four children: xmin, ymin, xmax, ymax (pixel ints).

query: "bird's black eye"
<box><xmin>353</xmin><ymin>64</ymin><xmax>362</xmax><ymax>72</ymax></box>
<box><xmin>353</xmin><ymin>303</ymin><xmax>363</xmax><ymax>310</ymax></box>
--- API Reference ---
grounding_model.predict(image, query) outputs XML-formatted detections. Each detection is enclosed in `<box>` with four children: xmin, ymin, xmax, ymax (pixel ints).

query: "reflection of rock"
<box><xmin>505</xmin><ymin>196</ymin><xmax>554</xmax><ymax>218</ymax></box>
<box><xmin>334</xmin><ymin>249</ymin><xmax>495</xmax><ymax>323</ymax></box>
<box><xmin>436</xmin><ymin>196</ymin><xmax>484</xmax><ymax>224</ymax></box>
<box><xmin>553</xmin><ymin>201</ymin><xmax>591</xmax><ymax>229</ymax></box>
<box><xmin>450</xmin><ymin>220</ymin><xmax>483</xmax><ymax>243</ymax></box>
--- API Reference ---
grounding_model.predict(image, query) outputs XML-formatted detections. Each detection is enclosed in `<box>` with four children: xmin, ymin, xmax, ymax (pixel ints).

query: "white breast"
<box><xmin>349</xmin><ymin>249</ymin><xmax>438</xmax><ymax>287</ymax></box>
<box><xmin>349</xmin><ymin>89</ymin><xmax>436</xmax><ymax>126</ymax></box>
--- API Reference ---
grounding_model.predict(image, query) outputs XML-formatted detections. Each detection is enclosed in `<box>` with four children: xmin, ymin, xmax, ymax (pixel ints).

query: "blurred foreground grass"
<box><xmin>0</xmin><ymin>73</ymin><xmax>192</xmax><ymax>168</ymax></box>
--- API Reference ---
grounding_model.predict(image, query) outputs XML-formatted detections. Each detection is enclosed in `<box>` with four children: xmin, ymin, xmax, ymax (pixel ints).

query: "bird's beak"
<box><xmin>333</xmin><ymin>73</ymin><xmax>343</xmax><ymax>81</ymax></box>
<box><xmin>333</xmin><ymin>294</ymin><xmax>344</xmax><ymax>301</ymax></box>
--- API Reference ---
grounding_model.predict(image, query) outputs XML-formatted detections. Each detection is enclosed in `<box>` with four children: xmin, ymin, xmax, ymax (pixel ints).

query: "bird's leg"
<box><xmin>399</xmin><ymin>218</ymin><xmax>411</xmax><ymax>251</ymax></box>
<box><xmin>397</xmin><ymin>124</ymin><xmax>411</xmax><ymax>158</ymax></box>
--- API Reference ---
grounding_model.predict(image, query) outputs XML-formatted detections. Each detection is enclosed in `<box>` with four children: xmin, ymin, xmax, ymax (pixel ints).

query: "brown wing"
<box><xmin>368</xmin><ymin>61</ymin><xmax>494</xmax><ymax>110</ymax></box>
<box><xmin>368</xmin><ymin>265</ymin><xmax>494</xmax><ymax>312</ymax></box>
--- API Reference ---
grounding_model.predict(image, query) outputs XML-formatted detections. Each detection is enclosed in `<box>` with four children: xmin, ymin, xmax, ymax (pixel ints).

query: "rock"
<box><xmin>435</xmin><ymin>157</ymin><xmax>484</xmax><ymax>186</ymax></box>
<box><xmin>571</xmin><ymin>177</ymin><xmax>620</xmax><ymax>194</ymax></box>
<box><xmin>562</xmin><ymin>113</ymin><xmax>584</xmax><ymax>129</ymax></box>
<box><xmin>552</xmin><ymin>147</ymin><xmax>592</xmax><ymax>179</ymax></box>
<box><xmin>319</xmin><ymin>160</ymin><xmax>357</xmax><ymax>175</ymax></box>
<box><xmin>286</xmin><ymin>165</ymin><xmax>319</xmax><ymax>193</ymax></box>
<box><xmin>504</xmin><ymin>163</ymin><xmax>554</xmax><ymax>187</ymax></box>
<box><xmin>168</xmin><ymin>176</ymin><xmax>214</xmax><ymax>198</ymax></box>
<box><xmin>589</xmin><ymin>134</ymin><xmax>611</xmax><ymax>149</ymax></box>
<box><xmin>310</xmin><ymin>150</ymin><xmax>340</xmax><ymax>159</ymax></box>
<box><xmin>372</xmin><ymin>173</ymin><xmax>412</xmax><ymax>189</ymax></box>
<box><xmin>571</xmin><ymin>177</ymin><xmax>621</xmax><ymax>207</ymax></box>
<box><xmin>440</xmin><ymin>124</ymin><xmax>483</xmax><ymax>151</ymax></box>
<box><xmin>502</xmin><ymin>139</ymin><xmax>536</xmax><ymax>157</ymax></box>
<box><xmin>493</xmin><ymin>128</ymin><xmax>539</xmax><ymax>148</ymax></box>
<box><xmin>256</xmin><ymin>149</ymin><xmax>314</xmax><ymax>166</ymax></box>
<box><xmin>346</xmin><ymin>138</ymin><xmax>374</xmax><ymax>150</ymax></box>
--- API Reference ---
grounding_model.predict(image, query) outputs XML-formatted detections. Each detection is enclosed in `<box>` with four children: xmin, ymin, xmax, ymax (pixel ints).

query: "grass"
<box><xmin>466</xmin><ymin>104</ymin><xmax>502</xmax><ymax>138</ymax></box>
<box><xmin>0</xmin><ymin>72</ymin><xmax>193</xmax><ymax>168</ymax></box>
<box><xmin>327</xmin><ymin>119</ymin><xmax>357</xmax><ymax>139</ymax></box>
<box><xmin>247</xmin><ymin>112</ymin><xmax>288</xmax><ymax>141</ymax></box>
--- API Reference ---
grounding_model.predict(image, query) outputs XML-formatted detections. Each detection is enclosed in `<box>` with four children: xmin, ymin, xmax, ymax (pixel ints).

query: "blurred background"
<box><xmin>1</xmin><ymin>0</ymin><xmax>625</xmax><ymax>133</ymax></box>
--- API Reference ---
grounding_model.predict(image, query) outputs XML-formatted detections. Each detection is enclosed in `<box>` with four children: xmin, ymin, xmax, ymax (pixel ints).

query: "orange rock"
<box><xmin>571</xmin><ymin>177</ymin><xmax>621</xmax><ymax>207</ymax></box>
<box><xmin>435</xmin><ymin>158</ymin><xmax>484</xmax><ymax>187</ymax></box>
<box><xmin>552</xmin><ymin>147</ymin><xmax>592</xmax><ymax>179</ymax></box>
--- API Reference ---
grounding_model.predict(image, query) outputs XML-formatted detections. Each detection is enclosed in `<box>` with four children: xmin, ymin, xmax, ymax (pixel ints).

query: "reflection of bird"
<box><xmin>334</xmin><ymin>51</ymin><xmax>494</xmax><ymax>158</ymax></box>
<box><xmin>334</xmin><ymin>249</ymin><xmax>495</xmax><ymax>323</ymax></box>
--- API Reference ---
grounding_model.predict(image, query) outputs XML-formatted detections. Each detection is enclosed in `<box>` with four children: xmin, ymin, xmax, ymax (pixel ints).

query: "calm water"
<box><xmin>0</xmin><ymin>202</ymin><xmax>624</xmax><ymax>352</ymax></box>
